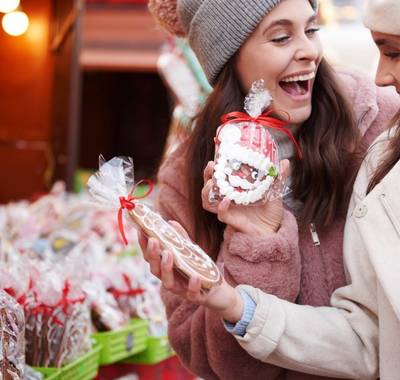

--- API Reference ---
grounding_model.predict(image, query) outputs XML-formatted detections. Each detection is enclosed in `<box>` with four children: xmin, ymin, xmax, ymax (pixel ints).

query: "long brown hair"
<box><xmin>367</xmin><ymin>110</ymin><xmax>400</xmax><ymax>193</ymax></box>
<box><xmin>186</xmin><ymin>58</ymin><xmax>360</xmax><ymax>259</ymax></box>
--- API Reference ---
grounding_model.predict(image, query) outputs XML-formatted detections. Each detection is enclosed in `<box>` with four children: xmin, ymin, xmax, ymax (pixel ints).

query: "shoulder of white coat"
<box><xmin>352</xmin><ymin>128</ymin><xmax>395</xmax><ymax>201</ymax></box>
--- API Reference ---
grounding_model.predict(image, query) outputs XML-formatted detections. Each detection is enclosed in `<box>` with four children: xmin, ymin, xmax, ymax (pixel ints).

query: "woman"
<box><xmin>222</xmin><ymin>1</ymin><xmax>400</xmax><ymax>378</ymax></box>
<box><xmin>144</xmin><ymin>0</ymin><xmax>400</xmax><ymax>379</ymax></box>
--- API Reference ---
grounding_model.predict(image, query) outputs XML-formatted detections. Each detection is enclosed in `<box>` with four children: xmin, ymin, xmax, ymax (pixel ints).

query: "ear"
<box><xmin>148</xmin><ymin>0</ymin><xmax>186</xmax><ymax>37</ymax></box>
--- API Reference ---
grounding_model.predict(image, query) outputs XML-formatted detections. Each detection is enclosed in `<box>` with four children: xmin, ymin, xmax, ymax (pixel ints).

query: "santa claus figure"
<box><xmin>213</xmin><ymin>121</ymin><xmax>279</xmax><ymax>205</ymax></box>
<box><xmin>212</xmin><ymin>79</ymin><xmax>282</xmax><ymax>205</ymax></box>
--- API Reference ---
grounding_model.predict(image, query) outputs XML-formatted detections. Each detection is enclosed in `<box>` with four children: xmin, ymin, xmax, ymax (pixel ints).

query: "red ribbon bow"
<box><xmin>4</xmin><ymin>278</ymin><xmax>33</xmax><ymax>306</ymax></box>
<box><xmin>219</xmin><ymin>110</ymin><xmax>303</xmax><ymax>159</ymax></box>
<box><xmin>29</xmin><ymin>281</ymin><xmax>86</xmax><ymax>327</ymax></box>
<box><xmin>118</xmin><ymin>179</ymin><xmax>154</xmax><ymax>245</ymax></box>
<box><xmin>54</xmin><ymin>281</ymin><xmax>86</xmax><ymax>315</ymax></box>
<box><xmin>109</xmin><ymin>273</ymin><xmax>145</xmax><ymax>299</ymax></box>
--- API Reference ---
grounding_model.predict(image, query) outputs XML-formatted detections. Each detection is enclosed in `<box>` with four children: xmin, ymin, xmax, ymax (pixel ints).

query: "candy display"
<box><xmin>88</xmin><ymin>156</ymin><xmax>222</xmax><ymax>289</ymax></box>
<box><xmin>0</xmin><ymin>179</ymin><xmax>174</xmax><ymax>378</ymax></box>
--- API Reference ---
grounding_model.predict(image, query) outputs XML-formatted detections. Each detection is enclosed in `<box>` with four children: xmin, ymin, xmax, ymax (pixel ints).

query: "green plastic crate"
<box><xmin>60</xmin><ymin>344</ymin><xmax>101</xmax><ymax>380</ymax></box>
<box><xmin>33</xmin><ymin>367</ymin><xmax>61</xmax><ymax>380</ymax></box>
<box><xmin>92</xmin><ymin>319</ymin><xmax>149</xmax><ymax>365</ymax></box>
<box><xmin>33</xmin><ymin>344</ymin><xmax>101</xmax><ymax>380</ymax></box>
<box><xmin>125</xmin><ymin>336</ymin><xmax>175</xmax><ymax>365</ymax></box>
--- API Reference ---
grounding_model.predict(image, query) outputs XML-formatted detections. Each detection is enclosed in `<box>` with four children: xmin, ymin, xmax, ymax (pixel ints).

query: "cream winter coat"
<box><xmin>234</xmin><ymin>128</ymin><xmax>400</xmax><ymax>380</ymax></box>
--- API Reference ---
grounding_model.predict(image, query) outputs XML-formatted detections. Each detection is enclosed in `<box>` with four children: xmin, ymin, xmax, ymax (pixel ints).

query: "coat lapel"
<box><xmin>354</xmin><ymin>160</ymin><xmax>400</xmax><ymax>319</ymax></box>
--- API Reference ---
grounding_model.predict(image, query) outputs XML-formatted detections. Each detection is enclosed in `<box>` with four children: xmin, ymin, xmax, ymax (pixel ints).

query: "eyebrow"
<box><xmin>375</xmin><ymin>39</ymin><xmax>388</xmax><ymax>46</ymax></box>
<box><xmin>263</xmin><ymin>14</ymin><xmax>317</xmax><ymax>34</ymax></box>
<box><xmin>374</xmin><ymin>38</ymin><xmax>400</xmax><ymax>48</ymax></box>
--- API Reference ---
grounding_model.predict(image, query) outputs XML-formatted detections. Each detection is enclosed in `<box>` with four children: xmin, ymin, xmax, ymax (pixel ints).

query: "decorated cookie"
<box><xmin>129</xmin><ymin>203</ymin><xmax>221</xmax><ymax>289</ymax></box>
<box><xmin>214</xmin><ymin>121</ymin><xmax>279</xmax><ymax>205</ymax></box>
<box><xmin>87</xmin><ymin>156</ymin><xmax>222</xmax><ymax>290</ymax></box>
<box><xmin>212</xmin><ymin>80</ymin><xmax>281</xmax><ymax>205</ymax></box>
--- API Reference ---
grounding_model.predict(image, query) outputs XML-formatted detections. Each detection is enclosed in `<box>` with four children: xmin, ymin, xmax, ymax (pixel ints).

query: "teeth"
<box><xmin>281</xmin><ymin>72</ymin><xmax>315</xmax><ymax>82</ymax></box>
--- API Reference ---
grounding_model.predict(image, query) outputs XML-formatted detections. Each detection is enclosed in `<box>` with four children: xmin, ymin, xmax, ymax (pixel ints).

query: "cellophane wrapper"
<box><xmin>23</xmin><ymin>366</ymin><xmax>43</xmax><ymax>380</ymax></box>
<box><xmin>211</xmin><ymin>80</ymin><xmax>283</xmax><ymax>206</ymax></box>
<box><xmin>24</xmin><ymin>260</ymin><xmax>91</xmax><ymax>368</ymax></box>
<box><xmin>0</xmin><ymin>290</ymin><xmax>25</xmax><ymax>380</ymax></box>
<box><xmin>87</xmin><ymin>156</ymin><xmax>134</xmax><ymax>210</ymax></box>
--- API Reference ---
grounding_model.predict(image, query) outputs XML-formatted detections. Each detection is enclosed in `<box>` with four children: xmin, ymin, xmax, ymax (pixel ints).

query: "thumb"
<box><xmin>268</xmin><ymin>159</ymin><xmax>290</xmax><ymax>199</ymax></box>
<box><xmin>279</xmin><ymin>159</ymin><xmax>291</xmax><ymax>183</ymax></box>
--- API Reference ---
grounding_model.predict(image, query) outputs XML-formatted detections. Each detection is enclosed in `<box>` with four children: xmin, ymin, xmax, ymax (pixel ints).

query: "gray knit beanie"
<box><xmin>176</xmin><ymin>0</ymin><xmax>318</xmax><ymax>85</ymax></box>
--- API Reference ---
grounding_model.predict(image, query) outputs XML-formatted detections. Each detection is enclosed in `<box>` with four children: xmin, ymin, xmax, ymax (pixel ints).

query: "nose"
<box><xmin>295</xmin><ymin>36</ymin><xmax>320</xmax><ymax>62</ymax></box>
<box><xmin>375</xmin><ymin>57</ymin><xmax>395</xmax><ymax>87</ymax></box>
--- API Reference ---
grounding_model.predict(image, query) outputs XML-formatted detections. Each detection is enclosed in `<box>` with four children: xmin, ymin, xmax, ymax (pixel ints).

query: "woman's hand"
<box><xmin>201</xmin><ymin>160</ymin><xmax>290</xmax><ymax>236</ymax></box>
<box><xmin>138</xmin><ymin>222</ymin><xmax>244</xmax><ymax>323</ymax></box>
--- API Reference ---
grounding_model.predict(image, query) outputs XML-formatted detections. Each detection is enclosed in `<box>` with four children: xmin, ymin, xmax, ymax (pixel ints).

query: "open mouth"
<box><xmin>279</xmin><ymin>72</ymin><xmax>314</xmax><ymax>97</ymax></box>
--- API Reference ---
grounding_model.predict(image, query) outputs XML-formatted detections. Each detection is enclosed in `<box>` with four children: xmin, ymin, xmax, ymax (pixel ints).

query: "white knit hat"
<box><xmin>363</xmin><ymin>0</ymin><xmax>400</xmax><ymax>35</ymax></box>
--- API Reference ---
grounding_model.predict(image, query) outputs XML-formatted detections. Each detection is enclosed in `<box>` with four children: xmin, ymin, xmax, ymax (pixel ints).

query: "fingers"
<box><xmin>160</xmin><ymin>252</ymin><xmax>203</xmax><ymax>301</ymax></box>
<box><xmin>279</xmin><ymin>159</ymin><xmax>291</xmax><ymax>182</ymax></box>
<box><xmin>138</xmin><ymin>230</ymin><xmax>148</xmax><ymax>252</ymax></box>
<box><xmin>202</xmin><ymin>161</ymin><xmax>218</xmax><ymax>211</ymax></box>
<box><xmin>201</xmin><ymin>179</ymin><xmax>219</xmax><ymax>213</ymax></box>
<box><xmin>269</xmin><ymin>159</ymin><xmax>291</xmax><ymax>198</ymax></box>
<box><xmin>160</xmin><ymin>251</ymin><xmax>175</xmax><ymax>290</ymax></box>
<box><xmin>143</xmin><ymin>238</ymin><xmax>162</xmax><ymax>278</ymax></box>
<box><xmin>186</xmin><ymin>275</ymin><xmax>202</xmax><ymax>302</ymax></box>
<box><xmin>169</xmin><ymin>220</ymin><xmax>190</xmax><ymax>240</ymax></box>
<box><xmin>203</xmin><ymin>161</ymin><xmax>215</xmax><ymax>184</ymax></box>
<box><xmin>217</xmin><ymin>197</ymin><xmax>231</xmax><ymax>223</ymax></box>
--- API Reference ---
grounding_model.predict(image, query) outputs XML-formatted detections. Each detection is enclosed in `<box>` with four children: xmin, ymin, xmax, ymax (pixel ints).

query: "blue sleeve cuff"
<box><xmin>223</xmin><ymin>289</ymin><xmax>257</xmax><ymax>337</ymax></box>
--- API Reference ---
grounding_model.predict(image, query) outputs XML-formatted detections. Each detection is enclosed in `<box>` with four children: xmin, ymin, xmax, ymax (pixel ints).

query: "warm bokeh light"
<box><xmin>2</xmin><ymin>10</ymin><xmax>29</xmax><ymax>36</ymax></box>
<box><xmin>0</xmin><ymin>0</ymin><xmax>20</xmax><ymax>13</ymax></box>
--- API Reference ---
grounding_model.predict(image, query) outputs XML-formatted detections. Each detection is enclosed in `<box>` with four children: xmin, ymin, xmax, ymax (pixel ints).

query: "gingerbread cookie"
<box><xmin>87</xmin><ymin>156</ymin><xmax>222</xmax><ymax>289</ymax></box>
<box><xmin>129</xmin><ymin>203</ymin><xmax>221</xmax><ymax>289</ymax></box>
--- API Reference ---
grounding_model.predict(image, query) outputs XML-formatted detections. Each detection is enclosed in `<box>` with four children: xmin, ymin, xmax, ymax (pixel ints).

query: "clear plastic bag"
<box><xmin>211</xmin><ymin>80</ymin><xmax>298</xmax><ymax>206</ymax></box>
<box><xmin>24</xmin><ymin>261</ymin><xmax>91</xmax><ymax>368</ymax></box>
<box><xmin>0</xmin><ymin>290</ymin><xmax>25</xmax><ymax>380</ymax></box>
<box><xmin>87</xmin><ymin>156</ymin><xmax>222</xmax><ymax>290</ymax></box>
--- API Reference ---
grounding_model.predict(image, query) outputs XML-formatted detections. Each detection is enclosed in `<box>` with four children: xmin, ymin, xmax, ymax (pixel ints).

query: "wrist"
<box><xmin>219</xmin><ymin>289</ymin><xmax>244</xmax><ymax>323</ymax></box>
<box><xmin>243</xmin><ymin>221</ymin><xmax>278</xmax><ymax>237</ymax></box>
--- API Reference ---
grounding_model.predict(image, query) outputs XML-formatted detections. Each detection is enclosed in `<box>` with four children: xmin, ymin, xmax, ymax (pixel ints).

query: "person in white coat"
<box><xmin>223</xmin><ymin>0</ymin><xmax>400</xmax><ymax>378</ymax></box>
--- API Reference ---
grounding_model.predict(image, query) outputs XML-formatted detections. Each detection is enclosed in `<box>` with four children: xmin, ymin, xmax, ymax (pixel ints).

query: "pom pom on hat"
<box><xmin>148</xmin><ymin>0</ymin><xmax>186</xmax><ymax>37</ymax></box>
<box><xmin>363</xmin><ymin>0</ymin><xmax>400</xmax><ymax>35</ymax></box>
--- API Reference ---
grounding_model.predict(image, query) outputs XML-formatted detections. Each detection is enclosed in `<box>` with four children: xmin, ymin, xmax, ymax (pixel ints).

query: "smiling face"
<box><xmin>235</xmin><ymin>0</ymin><xmax>322</xmax><ymax>125</ymax></box>
<box><xmin>371</xmin><ymin>31</ymin><xmax>400</xmax><ymax>94</ymax></box>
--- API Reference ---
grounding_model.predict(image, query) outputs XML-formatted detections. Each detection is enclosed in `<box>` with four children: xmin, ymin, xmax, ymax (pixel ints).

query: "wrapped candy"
<box><xmin>211</xmin><ymin>80</ymin><xmax>302</xmax><ymax>206</ymax></box>
<box><xmin>82</xmin><ymin>279</ymin><xmax>129</xmax><ymax>332</ymax></box>
<box><xmin>0</xmin><ymin>290</ymin><xmax>25</xmax><ymax>380</ymax></box>
<box><xmin>88</xmin><ymin>156</ymin><xmax>222</xmax><ymax>290</ymax></box>
<box><xmin>23</xmin><ymin>262</ymin><xmax>91</xmax><ymax>368</ymax></box>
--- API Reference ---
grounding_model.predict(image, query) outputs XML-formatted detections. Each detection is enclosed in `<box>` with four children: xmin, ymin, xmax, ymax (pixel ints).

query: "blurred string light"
<box><xmin>0</xmin><ymin>0</ymin><xmax>29</xmax><ymax>37</ymax></box>
<box><xmin>2</xmin><ymin>11</ymin><xmax>29</xmax><ymax>36</ymax></box>
<box><xmin>0</xmin><ymin>0</ymin><xmax>19</xmax><ymax>13</ymax></box>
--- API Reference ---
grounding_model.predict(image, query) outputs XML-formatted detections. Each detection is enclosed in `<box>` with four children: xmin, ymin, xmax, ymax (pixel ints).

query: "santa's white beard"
<box><xmin>213</xmin><ymin>142</ymin><xmax>275</xmax><ymax>205</ymax></box>
<box><xmin>227</xmin><ymin>174</ymin><xmax>256</xmax><ymax>190</ymax></box>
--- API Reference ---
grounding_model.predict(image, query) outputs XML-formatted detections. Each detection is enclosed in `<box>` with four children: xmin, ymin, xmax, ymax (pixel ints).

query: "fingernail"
<box><xmin>161</xmin><ymin>251</ymin><xmax>169</xmax><ymax>264</ymax></box>
<box><xmin>148</xmin><ymin>239</ymin><xmax>154</xmax><ymax>251</ymax></box>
